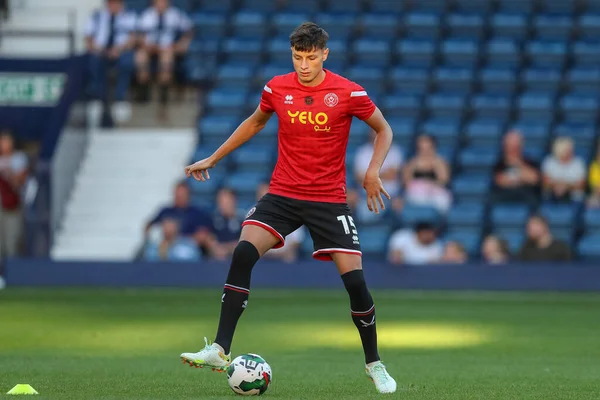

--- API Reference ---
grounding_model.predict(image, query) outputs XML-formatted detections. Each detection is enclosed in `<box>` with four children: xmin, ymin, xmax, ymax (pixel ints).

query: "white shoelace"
<box><xmin>370</xmin><ymin>363</ymin><xmax>390</xmax><ymax>382</ymax></box>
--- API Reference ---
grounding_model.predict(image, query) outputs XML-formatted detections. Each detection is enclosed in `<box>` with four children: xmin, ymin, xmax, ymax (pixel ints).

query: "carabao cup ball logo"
<box><xmin>246</xmin><ymin>207</ymin><xmax>256</xmax><ymax>219</ymax></box>
<box><xmin>324</xmin><ymin>93</ymin><xmax>339</xmax><ymax>108</ymax></box>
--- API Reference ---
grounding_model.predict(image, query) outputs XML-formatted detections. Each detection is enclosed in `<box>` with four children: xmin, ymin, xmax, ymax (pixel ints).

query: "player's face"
<box><xmin>291</xmin><ymin>47</ymin><xmax>329</xmax><ymax>85</ymax></box>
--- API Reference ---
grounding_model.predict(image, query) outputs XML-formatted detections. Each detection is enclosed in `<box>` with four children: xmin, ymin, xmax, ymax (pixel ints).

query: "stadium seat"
<box><xmin>554</xmin><ymin>124</ymin><xmax>597</xmax><ymax>152</ymax></box>
<box><xmin>404</xmin><ymin>12</ymin><xmax>441</xmax><ymax>39</ymax></box>
<box><xmin>198</xmin><ymin>116</ymin><xmax>237</xmax><ymax>145</ymax></box>
<box><xmin>205</xmin><ymin>89</ymin><xmax>248</xmax><ymax>117</ymax></box>
<box><xmin>382</xmin><ymin>94</ymin><xmax>422</xmax><ymax>118</ymax></box>
<box><xmin>345</xmin><ymin>66</ymin><xmax>385</xmax><ymax>95</ymax></box>
<box><xmin>541</xmin><ymin>0</ymin><xmax>576</xmax><ymax>14</ymax></box>
<box><xmin>447</xmin><ymin>13</ymin><xmax>485</xmax><ymax>39</ymax></box>
<box><xmin>314</xmin><ymin>13</ymin><xmax>357</xmax><ymax>40</ymax></box>
<box><xmin>573</xmin><ymin>41</ymin><xmax>600</xmax><ymax>67</ymax></box>
<box><xmin>451</xmin><ymin>174</ymin><xmax>491</xmax><ymax>203</ymax></box>
<box><xmin>195</xmin><ymin>0</ymin><xmax>233</xmax><ymax>13</ymax></box>
<box><xmin>280</xmin><ymin>0</ymin><xmax>320</xmax><ymax>13</ymax></box>
<box><xmin>583</xmin><ymin>208</ymin><xmax>600</xmax><ymax>234</ymax></box>
<box><xmin>327</xmin><ymin>0</ymin><xmax>362</xmax><ymax>13</ymax></box>
<box><xmin>358</xmin><ymin>226</ymin><xmax>392</xmax><ymax>256</ymax></box>
<box><xmin>324</xmin><ymin>39</ymin><xmax>349</xmax><ymax>71</ymax></box>
<box><xmin>188</xmin><ymin>173</ymin><xmax>222</xmax><ymax>198</ymax></box>
<box><xmin>426</xmin><ymin>93</ymin><xmax>466</xmax><ymax>119</ymax></box>
<box><xmin>454</xmin><ymin>0</ymin><xmax>492</xmax><ymax>14</ymax></box>
<box><xmin>587</xmin><ymin>0</ymin><xmax>600</xmax><ymax>12</ymax></box>
<box><xmin>560</xmin><ymin>94</ymin><xmax>600</xmax><ymax>124</ymax></box>
<box><xmin>389</xmin><ymin>67</ymin><xmax>429</xmax><ymax>94</ymax></box>
<box><xmin>497</xmin><ymin>0</ymin><xmax>534</xmax><ymax>14</ymax></box>
<box><xmin>421</xmin><ymin>119</ymin><xmax>460</xmax><ymax>148</ymax></box>
<box><xmin>458</xmin><ymin>147</ymin><xmax>499</xmax><ymax>175</ymax></box>
<box><xmin>578</xmin><ymin>13</ymin><xmax>600</xmax><ymax>41</ymax></box>
<box><xmin>253</xmin><ymin>118</ymin><xmax>278</xmax><ymax>145</ymax></box>
<box><xmin>491</xmin><ymin>204</ymin><xmax>530</xmax><ymax>230</ymax></box>
<box><xmin>517</xmin><ymin>92</ymin><xmax>555</xmax><ymax>123</ymax></box>
<box><xmin>191</xmin><ymin>12</ymin><xmax>227</xmax><ymax>40</ymax></box>
<box><xmin>397</xmin><ymin>39</ymin><xmax>436</xmax><ymax>68</ymax></box>
<box><xmin>267</xmin><ymin>38</ymin><xmax>293</xmax><ymax>64</ymax></box>
<box><xmin>478</xmin><ymin>67</ymin><xmax>517</xmax><ymax>95</ymax></box>
<box><xmin>238</xmin><ymin>0</ymin><xmax>278</xmax><ymax>13</ymax></box>
<box><xmin>471</xmin><ymin>94</ymin><xmax>512</xmax><ymax>121</ymax></box>
<box><xmin>348</xmin><ymin>123</ymin><xmax>371</xmax><ymax>147</ymax></box>
<box><xmin>370</xmin><ymin>0</ymin><xmax>404</xmax><ymax>14</ymax></box>
<box><xmin>222</xmin><ymin>39</ymin><xmax>263</xmax><ymax>64</ymax></box>
<box><xmin>398</xmin><ymin>204</ymin><xmax>441</xmax><ymax>226</ymax></box>
<box><xmin>491</xmin><ymin>13</ymin><xmax>528</xmax><ymax>40</ymax></box>
<box><xmin>433</xmin><ymin>67</ymin><xmax>473</xmax><ymax>95</ymax></box>
<box><xmin>360</xmin><ymin>13</ymin><xmax>398</xmax><ymax>37</ymax></box>
<box><xmin>444</xmin><ymin>230</ymin><xmax>482</xmax><ymax>257</ymax></box>
<box><xmin>521</xmin><ymin>68</ymin><xmax>562</xmax><ymax>95</ymax></box>
<box><xmin>566</xmin><ymin>67</ymin><xmax>600</xmax><ymax>95</ymax></box>
<box><xmin>258</xmin><ymin>64</ymin><xmax>291</xmax><ymax>83</ymax></box>
<box><xmin>441</xmin><ymin>39</ymin><xmax>480</xmax><ymax>68</ymax></box>
<box><xmin>526</xmin><ymin>41</ymin><xmax>568</xmax><ymax>68</ymax></box>
<box><xmin>485</xmin><ymin>38</ymin><xmax>521</xmax><ymax>68</ymax></box>
<box><xmin>577</xmin><ymin>234</ymin><xmax>600</xmax><ymax>261</ymax></box>
<box><xmin>272</xmin><ymin>13</ymin><xmax>311</xmax><ymax>37</ymax></box>
<box><xmin>214</xmin><ymin>65</ymin><xmax>254</xmax><ymax>89</ymax></box>
<box><xmin>534</xmin><ymin>15</ymin><xmax>573</xmax><ymax>41</ymax></box>
<box><xmin>352</xmin><ymin>39</ymin><xmax>391</xmax><ymax>68</ymax></box>
<box><xmin>447</xmin><ymin>203</ymin><xmax>486</xmax><ymax>228</ymax></box>
<box><xmin>232</xmin><ymin>145</ymin><xmax>275</xmax><ymax>173</ymax></box>
<box><xmin>465</xmin><ymin>120</ymin><xmax>504</xmax><ymax>148</ymax></box>
<box><xmin>224</xmin><ymin>172</ymin><xmax>266</xmax><ymax>196</ymax></box>
<box><xmin>231</xmin><ymin>11</ymin><xmax>268</xmax><ymax>39</ymax></box>
<box><xmin>539</xmin><ymin>203</ymin><xmax>578</xmax><ymax>243</ymax></box>
<box><xmin>511</xmin><ymin>120</ymin><xmax>552</xmax><ymax>149</ymax></box>
<box><xmin>387</xmin><ymin>117</ymin><xmax>417</xmax><ymax>146</ymax></box>
<box><xmin>411</xmin><ymin>0</ymin><xmax>446</xmax><ymax>12</ymax></box>
<box><xmin>501</xmin><ymin>232</ymin><xmax>525</xmax><ymax>254</ymax></box>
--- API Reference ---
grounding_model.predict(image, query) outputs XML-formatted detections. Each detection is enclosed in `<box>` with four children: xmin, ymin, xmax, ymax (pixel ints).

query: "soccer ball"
<box><xmin>226</xmin><ymin>354</ymin><xmax>272</xmax><ymax>396</ymax></box>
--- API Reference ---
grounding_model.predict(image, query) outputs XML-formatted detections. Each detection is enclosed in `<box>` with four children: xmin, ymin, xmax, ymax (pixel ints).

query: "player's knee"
<box><xmin>341</xmin><ymin>269</ymin><xmax>366</xmax><ymax>291</ymax></box>
<box><xmin>231</xmin><ymin>240</ymin><xmax>260</xmax><ymax>267</ymax></box>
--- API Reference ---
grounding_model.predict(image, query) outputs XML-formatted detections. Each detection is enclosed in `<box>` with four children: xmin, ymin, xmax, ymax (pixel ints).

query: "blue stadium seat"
<box><xmin>232</xmin><ymin>145</ymin><xmax>275</xmax><ymax>173</ymax></box>
<box><xmin>426</xmin><ymin>93</ymin><xmax>466</xmax><ymax>119</ymax></box>
<box><xmin>465</xmin><ymin>120</ymin><xmax>504</xmax><ymax>148</ymax></box>
<box><xmin>491</xmin><ymin>13</ymin><xmax>527</xmax><ymax>40</ymax></box>
<box><xmin>314</xmin><ymin>13</ymin><xmax>357</xmax><ymax>40</ymax></box>
<box><xmin>579</xmin><ymin>13</ymin><xmax>600</xmax><ymax>41</ymax></box>
<box><xmin>447</xmin><ymin>203</ymin><xmax>486</xmax><ymax>228</ymax></box>
<box><xmin>357</xmin><ymin>226</ymin><xmax>391</xmax><ymax>256</ymax></box>
<box><xmin>458</xmin><ymin>147</ymin><xmax>499</xmax><ymax>175</ymax></box>
<box><xmin>370</xmin><ymin>0</ymin><xmax>404</xmax><ymax>14</ymax></box>
<box><xmin>447</xmin><ymin>13</ymin><xmax>485</xmax><ymax>39</ymax></box>
<box><xmin>583</xmin><ymin>208</ymin><xmax>600</xmax><ymax>234</ymax></box>
<box><xmin>567</xmin><ymin>67</ymin><xmax>600</xmax><ymax>95</ymax></box>
<box><xmin>517</xmin><ymin>92</ymin><xmax>555</xmax><ymax>123</ymax></box>
<box><xmin>345</xmin><ymin>66</ymin><xmax>385</xmax><ymax>95</ymax></box>
<box><xmin>399</xmin><ymin>204</ymin><xmax>441</xmax><ymax>226</ymax></box>
<box><xmin>451</xmin><ymin>174</ymin><xmax>491</xmax><ymax>203</ymax></box>
<box><xmin>534</xmin><ymin>15</ymin><xmax>573</xmax><ymax>40</ymax></box>
<box><xmin>501</xmin><ymin>232</ymin><xmax>525</xmax><ymax>254</ymax></box>
<box><xmin>258</xmin><ymin>64</ymin><xmax>291</xmax><ymax>83</ymax></box>
<box><xmin>382</xmin><ymin>94</ymin><xmax>422</xmax><ymax>118</ymax></box>
<box><xmin>491</xmin><ymin>204</ymin><xmax>530</xmax><ymax>229</ymax></box>
<box><xmin>560</xmin><ymin>94</ymin><xmax>600</xmax><ymax>124</ymax></box>
<box><xmin>485</xmin><ymin>38</ymin><xmax>521</xmax><ymax>68</ymax></box>
<box><xmin>272</xmin><ymin>13</ymin><xmax>310</xmax><ymax>37</ymax></box>
<box><xmin>348</xmin><ymin>123</ymin><xmax>371</xmax><ymax>147</ymax></box>
<box><xmin>573</xmin><ymin>41</ymin><xmax>600</xmax><ymax>67</ymax></box>
<box><xmin>195</xmin><ymin>0</ymin><xmax>232</xmax><ymax>13</ymax></box>
<box><xmin>238</xmin><ymin>0</ymin><xmax>278</xmax><ymax>13</ymax></box>
<box><xmin>554</xmin><ymin>124</ymin><xmax>596</xmax><ymax>151</ymax></box>
<box><xmin>254</xmin><ymin>118</ymin><xmax>278</xmax><ymax>145</ymax></box>
<box><xmin>387</xmin><ymin>117</ymin><xmax>417</xmax><ymax>146</ymax></box>
<box><xmin>404</xmin><ymin>12</ymin><xmax>441</xmax><ymax>39</ymax></box>
<box><xmin>421</xmin><ymin>119</ymin><xmax>460</xmax><ymax>148</ymax></box>
<box><xmin>433</xmin><ymin>67</ymin><xmax>473</xmax><ymax>95</ymax></box>
<box><xmin>360</xmin><ymin>13</ymin><xmax>398</xmax><ymax>38</ymax></box>
<box><xmin>478</xmin><ymin>67</ymin><xmax>517</xmax><ymax>95</ymax></box>
<box><xmin>191</xmin><ymin>12</ymin><xmax>227</xmax><ymax>40</ymax></box>
<box><xmin>205</xmin><ymin>89</ymin><xmax>248</xmax><ymax>116</ymax></box>
<box><xmin>327</xmin><ymin>0</ymin><xmax>362</xmax><ymax>13</ymax></box>
<box><xmin>281</xmin><ymin>0</ymin><xmax>320</xmax><ymax>13</ymax></box>
<box><xmin>231</xmin><ymin>11</ymin><xmax>268</xmax><ymax>38</ymax></box>
<box><xmin>541</xmin><ymin>0</ymin><xmax>576</xmax><ymax>14</ymax></box>
<box><xmin>539</xmin><ymin>204</ymin><xmax>578</xmax><ymax>242</ymax></box>
<box><xmin>214</xmin><ymin>65</ymin><xmax>254</xmax><ymax>89</ymax></box>
<box><xmin>444</xmin><ymin>230</ymin><xmax>482</xmax><ymax>256</ymax></box>
<box><xmin>526</xmin><ymin>41</ymin><xmax>568</xmax><ymax>68</ymax></box>
<box><xmin>390</xmin><ymin>67</ymin><xmax>429</xmax><ymax>94</ymax></box>
<box><xmin>577</xmin><ymin>234</ymin><xmax>600</xmax><ymax>261</ymax></box>
<box><xmin>188</xmin><ymin>173</ymin><xmax>222</xmax><ymax>198</ymax></box>
<box><xmin>411</xmin><ymin>0</ymin><xmax>446</xmax><ymax>12</ymax></box>
<box><xmin>511</xmin><ymin>120</ymin><xmax>552</xmax><ymax>148</ymax></box>
<box><xmin>222</xmin><ymin>39</ymin><xmax>263</xmax><ymax>64</ymax></box>
<box><xmin>224</xmin><ymin>172</ymin><xmax>265</xmax><ymax>196</ymax></box>
<box><xmin>441</xmin><ymin>39</ymin><xmax>480</xmax><ymax>68</ymax></box>
<box><xmin>588</xmin><ymin>0</ymin><xmax>600</xmax><ymax>12</ymax></box>
<box><xmin>471</xmin><ymin>94</ymin><xmax>511</xmax><ymax>121</ymax></box>
<box><xmin>198</xmin><ymin>116</ymin><xmax>237</xmax><ymax>145</ymax></box>
<box><xmin>397</xmin><ymin>39</ymin><xmax>436</xmax><ymax>68</ymax></box>
<box><xmin>352</xmin><ymin>39</ymin><xmax>391</xmax><ymax>68</ymax></box>
<box><xmin>521</xmin><ymin>68</ymin><xmax>562</xmax><ymax>94</ymax></box>
<box><xmin>267</xmin><ymin>38</ymin><xmax>292</xmax><ymax>64</ymax></box>
<box><xmin>324</xmin><ymin>39</ymin><xmax>349</xmax><ymax>71</ymax></box>
<box><xmin>454</xmin><ymin>0</ymin><xmax>493</xmax><ymax>13</ymax></box>
<box><xmin>497</xmin><ymin>0</ymin><xmax>534</xmax><ymax>14</ymax></box>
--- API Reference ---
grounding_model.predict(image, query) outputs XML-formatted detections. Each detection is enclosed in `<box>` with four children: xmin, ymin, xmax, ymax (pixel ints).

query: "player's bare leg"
<box><xmin>180</xmin><ymin>225</ymin><xmax>280</xmax><ymax>371</ymax></box>
<box><xmin>332</xmin><ymin>252</ymin><xmax>397</xmax><ymax>394</ymax></box>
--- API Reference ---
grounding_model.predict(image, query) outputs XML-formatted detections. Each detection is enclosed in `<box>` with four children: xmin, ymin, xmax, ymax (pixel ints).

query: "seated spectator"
<box><xmin>354</xmin><ymin>130</ymin><xmax>403</xmax><ymax>197</ymax></box>
<box><xmin>481</xmin><ymin>235</ymin><xmax>511</xmax><ymax>265</ymax></box>
<box><xmin>542</xmin><ymin>137</ymin><xmax>586</xmax><ymax>203</ymax></box>
<box><xmin>145</xmin><ymin>181</ymin><xmax>212</xmax><ymax>246</ymax></box>
<box><xmin>492</xmin><ymin>131</ymin><xmax>540</xmax><ymax>209</ymax></box>
<box><xmin>587</xmin><ymin>144</ymin><xmax>600</xmax><ymax>208</ymax></box>
<box><xmin>387</xmin><ymin>222</ymin><xmax>443</xmax><ymax>265</ymax></box>
<box><xmin>144</xmin><ymin>218</ymin><xmax>201</xmax><ymax>261</ymax></box>
<box><xmin>84</xmin><ymin>0</ymin><xmax>137</xmax><ymax>124</ymax></box>
<box><xmin>135</xmin><ymin>0</ymin><xmax>193</xmax><ymax>120</ymax></box>
<box><xmin>402</xmin><ymin>135</ymin><xmax>452</xmax><ymax>213</ymax></box>
<box><xmin>518</xmin><ymin>215</ymin><xmax>572</xmax><ymax>262</ymax></box>
<box><xmin>440</xmin><ymin>241</ymin><xmax>468</xmax><ymax>264</ymax></box>
<box><xmin>0</xmin><ymin>131</ymin><xmax>28</xmax><ymax>259</ymax></box>
<box><xmin>206</xmin><ymin>188</ymin><xmax>245</xmax><ymax>260</ymax></box>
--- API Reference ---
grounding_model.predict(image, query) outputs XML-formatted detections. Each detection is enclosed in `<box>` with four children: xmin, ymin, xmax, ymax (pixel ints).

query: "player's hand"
<box><xmin>185</xmin><ymin>157</ymin><xmax>215</xmax><ymax>182</ymax></box>
<box><xmin>363</xmin><ymin>171</ymin><xmax>391</xmax><ymax>214</ymax></box>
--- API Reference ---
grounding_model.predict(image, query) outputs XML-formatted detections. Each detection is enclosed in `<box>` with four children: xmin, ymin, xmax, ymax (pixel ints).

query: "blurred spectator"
<box><xmin>0</xmin><ymin>131</ymin><xmax>28</xmax><ymax>259</ymax></box>
<box><xmin>518</xmin><ymin>215</ymin><xmax>572</xmax><ymax>262</ymax></box>
<box><xmin>387</xmin><ymin>222</ymin><xmax>443</xmax><ymax>265</ymax></box>
<box><xmin>542</xmin><ymin>137</ymin><xmax>586</xmax><ymax>203</ymax></box>
<box><xmin>587</xmin><ymin>144</ymin><xmax>600</xmax><ymax>208</ymax></box>
<box><xmin>402</xmin><ymin>135</ymin><xmax>452</xmax><ymax>213</ymax></box>
<box><xmin>492</xmin><ymin>131</ymin><xmax>540</xmax><ymax>208</ymax></box>
<box><xmin>84</xmin><ymin>0</ymin><xmax>137</xmax><ymax>124</ymax></box>
<box><xmin>440</xmin><ymin>241</ymin><xmax>468</xmax><ymax>264</ymax></box>
<box><xmin>145</xmin><ymin>181</ymin><xmax>212</xmax><ymax>245</ymax></box>
<box><xmin>143</xmin><ymin>218</ymin><xmax>201</xmax><ymax>261</ymax></box>
<box><xmin>206</xmin><ymin>188</ymin><xmax>245</xmax><ymax>260</ymax></box>
<box><xmin>354</xmin><ymin>130</ymin><xmax>403</xmax><ymax>197</ymax></box>
<box><xmin>481</xmin><ymin>234</ymin><xmax>511</xmax><ymax>265</ymax></box>
<box><xmin>135</xmin><ymin>0</ymin><xmax>193</xmax><ymax>120</ymax></box>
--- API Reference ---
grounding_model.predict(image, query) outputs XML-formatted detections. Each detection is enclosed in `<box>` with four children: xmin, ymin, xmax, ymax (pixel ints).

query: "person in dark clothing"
<box><xmin>518</xmin><ymin>215</ymin><xmax>572</xmax><ymax>262</ymax></box>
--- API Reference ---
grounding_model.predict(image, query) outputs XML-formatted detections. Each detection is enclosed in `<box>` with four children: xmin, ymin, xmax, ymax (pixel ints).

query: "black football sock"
<box><xmin>214</xmin><ymin>241</ymin><xmax>260</xmax><ymax>354</ymax></box>
<box><xmin>342</xmin><ymin>269</ymin><xmax>380</xmax><ymax>364</ymax></box>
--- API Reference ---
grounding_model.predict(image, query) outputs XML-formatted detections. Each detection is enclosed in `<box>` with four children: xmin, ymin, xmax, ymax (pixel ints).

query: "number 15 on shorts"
<box><xmin>337</xmin><ymin>215</ymin><xmax>360</xmax><ymax>245</ymax></box>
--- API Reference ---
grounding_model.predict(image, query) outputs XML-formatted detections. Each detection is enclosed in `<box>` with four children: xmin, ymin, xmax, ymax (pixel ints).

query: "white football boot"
<box><xmin>180</xmin><ymin>337</ymin><xmax>231</xmax><ymax>372</ymax></box>
<box><xmin>366</xmin><ymin>361</ymin><xmax>397</xmax><ymax>394</ymax></box>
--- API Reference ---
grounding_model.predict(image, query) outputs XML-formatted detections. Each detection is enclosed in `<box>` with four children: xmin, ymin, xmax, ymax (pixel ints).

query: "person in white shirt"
<box><xmin>84</xmin><ymin>0</ymin><xmax>137</xmax><ymax>110</ymax></box>
<box><xmin>387</xmin><ymin>222</ymin><xmax>443</xmax><ymax>265</ymax></box>
<box><xmin>135</xmin><ymin>0</ymin><xmax>193</xmax><ymax>119</ymax></box>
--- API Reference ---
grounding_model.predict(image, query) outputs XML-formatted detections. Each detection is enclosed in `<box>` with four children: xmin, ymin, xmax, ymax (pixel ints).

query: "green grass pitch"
<box><xmin>1</xmin><ymin>288</ymin><xmax>599</xmax><ymax>399</ymax></box>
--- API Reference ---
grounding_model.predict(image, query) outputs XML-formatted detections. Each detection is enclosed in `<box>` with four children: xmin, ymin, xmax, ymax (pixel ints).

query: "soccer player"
<box><xmin>180</xmin><ymin>22</ymin><xmax>397</xmax><ymax>394</ymax></box>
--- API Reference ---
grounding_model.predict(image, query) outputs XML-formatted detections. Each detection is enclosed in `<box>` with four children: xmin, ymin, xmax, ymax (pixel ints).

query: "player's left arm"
<box><xmin>362</xmin><ymin>107</ymin><xmax>394</xmax><ymax>214</ymax></box>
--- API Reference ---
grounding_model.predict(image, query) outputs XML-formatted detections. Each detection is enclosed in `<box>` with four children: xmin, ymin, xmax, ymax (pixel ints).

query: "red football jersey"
<box><xmin>259</xmin><ymin>69</ymin><xmax>376</xmax><ymax>203</ymax></box>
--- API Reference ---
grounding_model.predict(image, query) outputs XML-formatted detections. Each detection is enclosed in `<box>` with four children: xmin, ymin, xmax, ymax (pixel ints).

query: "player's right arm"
<box><xmin>185</xmin><ymin>107</ymin><xmax>273</xmax><ymax>181</ymax></box>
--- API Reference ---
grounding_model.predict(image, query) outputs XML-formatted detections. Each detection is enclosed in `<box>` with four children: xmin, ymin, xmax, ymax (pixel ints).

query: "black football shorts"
<box><xmin>242</xmin><ymin>193</ymin><xmax>362</xmax><ymax>261</ymax></box>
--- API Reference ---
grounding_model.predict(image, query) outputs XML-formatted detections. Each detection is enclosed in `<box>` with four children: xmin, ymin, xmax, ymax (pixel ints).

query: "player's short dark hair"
<box><xmin>289</xmin><ymin>22</ymin><xmax>329</xmax><ymax>52</ymax></box>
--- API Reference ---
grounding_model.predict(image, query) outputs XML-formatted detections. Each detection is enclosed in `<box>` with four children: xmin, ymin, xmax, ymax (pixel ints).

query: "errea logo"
<box><xmin>284</xmin><ymin>95</ymin><xmax>294</xmax><ymax>105</ymax></box>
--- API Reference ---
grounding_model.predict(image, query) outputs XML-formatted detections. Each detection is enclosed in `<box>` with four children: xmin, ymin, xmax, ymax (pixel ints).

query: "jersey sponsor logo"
<box><xmin>304</xmin><ymin>96</ymin><xmax>313</xmax><ymax>105</ymax></box>
<box><xmin>284</xmin><ymin>94</ymin><xmax>294</xmax><ymax>105</ymax></box>
<box><xmin>324</xmin><ymin>92</ymin><xmax>339</xmax><ymax>107</ymax></box>
<box><xmin>246</xmin><ymin>207</ymin><xmax>256</xmax><ymax>219</ymax></box>
<box><xmin>287</xmin><ymin>110</ymin><xmax>330</xmax><ymax>132</ymax></box>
